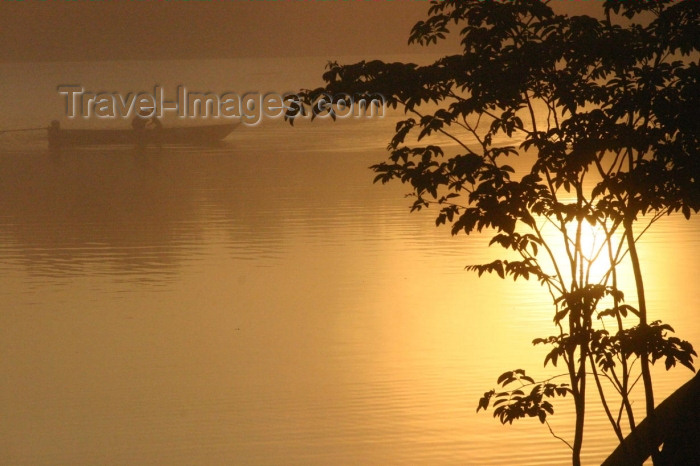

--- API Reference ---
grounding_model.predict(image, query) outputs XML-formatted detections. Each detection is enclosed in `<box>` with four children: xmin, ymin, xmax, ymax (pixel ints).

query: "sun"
<box><xmin>578</xmin><ymin>220</ymin><xmax>603</xmax><ymax>261</ymax></box>
<box><xmin>570</xmin><ymin>219</ymin><xmax>616</xmax><ymax>283</ymax></box>
<box><xmin>537</xmin><ymin>218</ymin><xmax>617</xmax><ymax>285</ymax></box>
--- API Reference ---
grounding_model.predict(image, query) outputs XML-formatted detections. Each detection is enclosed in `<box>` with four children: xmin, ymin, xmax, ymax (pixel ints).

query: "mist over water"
<box><xmin>1</xmin><ymin>57</ymin><xmax>698</xmax><ymax>465</ymax></box>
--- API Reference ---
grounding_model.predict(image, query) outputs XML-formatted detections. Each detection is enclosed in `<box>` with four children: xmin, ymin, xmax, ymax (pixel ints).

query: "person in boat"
<box><xmin>47</xmin><ymin>120</ymin><xmax>61</xmax><ymax>150</ymax></box>
<box><xmin>132</xmin><ymin>109</ymin><xmax>163</xmax><ymax>147</ymax></box>
<box><xmin>132</xmin><ymin>109</ymin><xmax>162</xmax><ymax>131</ymax></box>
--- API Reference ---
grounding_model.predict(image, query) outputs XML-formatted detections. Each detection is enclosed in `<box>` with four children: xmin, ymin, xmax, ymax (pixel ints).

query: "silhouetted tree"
<box><xmin>287</xmin><ymin>0</ymin><xmax>699</xmax><ymax>464</ymax></box>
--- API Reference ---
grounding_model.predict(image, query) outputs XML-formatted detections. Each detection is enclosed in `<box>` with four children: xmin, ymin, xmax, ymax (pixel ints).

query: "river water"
<box><xmin>0</xmin><ymin>57</ymin><xmax>698</xmax><ymax>465</ymax></box>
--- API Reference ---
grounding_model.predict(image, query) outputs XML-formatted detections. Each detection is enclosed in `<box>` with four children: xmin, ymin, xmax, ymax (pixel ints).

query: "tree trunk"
<box><xmin>571</xmin><ymin>349</ymin><xmax>587</xmax><ymax>466</ymax></box>
<box><xmin>625</xmin><ymin>222</ymin><xmax>658</xmax><ymax>463</ymax></box>
<box><xmin>572</xmin><ymin>394</ymin><xmax>585</xmax><ymax>466</ymax></box>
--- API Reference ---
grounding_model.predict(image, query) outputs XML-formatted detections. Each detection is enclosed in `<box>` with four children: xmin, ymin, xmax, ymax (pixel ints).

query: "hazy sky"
<box><xmin>1</xmin><ymin>1</ymin><xmax>436</xmax><ymax>62</ymax></box>
<box><xmin>0</xmin><ymin>1</ymin><xmax>604</xmax><ymax>63</ymax></box>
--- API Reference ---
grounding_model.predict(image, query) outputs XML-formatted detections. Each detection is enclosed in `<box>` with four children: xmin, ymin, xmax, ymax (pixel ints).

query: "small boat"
<box><xmin>48</xmin><ymin>121</ymin><xmax>238</xmax><ymax>148</ymax></box>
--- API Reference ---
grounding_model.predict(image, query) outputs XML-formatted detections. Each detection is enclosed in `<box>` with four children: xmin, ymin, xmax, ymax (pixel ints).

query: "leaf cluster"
<box><xmin>617</xmin><ymin>321</ymin><xmax>697</xmax><ymax>372</ymax></box>
<box><xmin>477</xmin><ymin>369</ymin><xmax>570</xmax><ymax>425</ymax></box>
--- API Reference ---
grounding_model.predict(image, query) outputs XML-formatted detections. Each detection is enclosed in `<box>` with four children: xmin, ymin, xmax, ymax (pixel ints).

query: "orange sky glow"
<box><xmin>0</xmin><ymin>0</ymin><xmax>603</xmax><ymax>63</ymax></box>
